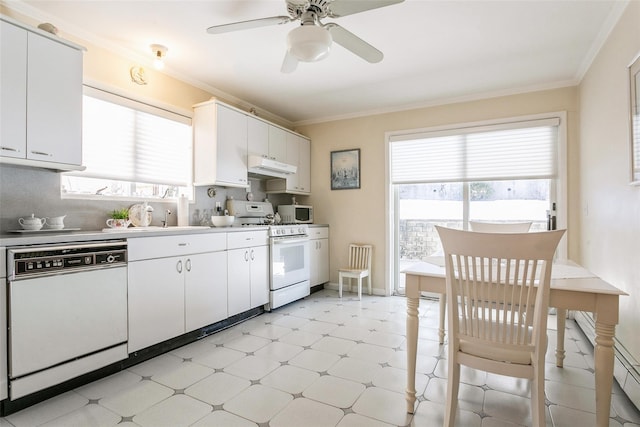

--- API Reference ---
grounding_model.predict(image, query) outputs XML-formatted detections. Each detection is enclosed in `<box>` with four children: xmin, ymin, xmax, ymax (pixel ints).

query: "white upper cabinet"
<box><xmin>0</xmin><ymin>17</ymin><xmax>84</xmax><ymax>170</ymax></box>
<box><xmin>247</xmin><ymin>115</ymin><xmax>269</xmax><ymax>159</ymax></box>
<box><xmin>267</xmin><ymin>125</ymin><xmax>287</xmax><ymax>163</ymax></box>
<box><xmin>27</xmin><ymin>32</ymin><xmax>83</xmax><ymax>165</ymax></box>
<box><xmin>194</xmin><ymin>99</ymin><xmax>311</xmax><ymax>191</ymax></box>
<box><xmin>298</xmin><ymin>137</ymin><xmax>311</xmax><ymax>193</ymax></box>
<box><xmin>193</xmin><ymin>101</ymin><xmax>249</xmax><ymax>188</ymax></box>
<box><xmin>0</xmin><ymin>21</ymin><xmax>27</xmax><ymax>159</ymax></box>
<box><xmin>247</xmin><ymin>116</ymin><xmax>287</xmax><ymax>163</ymax></box>
<box><xmin>267</xmin><ymin>132</ymin><xmax>311</xmax><ymax>195</ymax></box>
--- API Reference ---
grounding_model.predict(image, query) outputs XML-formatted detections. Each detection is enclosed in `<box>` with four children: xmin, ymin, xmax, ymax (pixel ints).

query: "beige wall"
<box><xmin>578</xmin><ymin>1</ymin><xmax>640</xmax><ymax>359</ymax></box>
<box><xmin>297</xmin><ymin>88</ymin><xmax>580</xmax><ymax>296</ymax></box>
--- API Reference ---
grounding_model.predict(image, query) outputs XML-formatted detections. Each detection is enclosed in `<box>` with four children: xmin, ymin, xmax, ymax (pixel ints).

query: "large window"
<box><xmin>62</xmin><ymin>86</ymin><xmax>192</xmax><ymax>201</ymax></box>
<box><xmin>388</xmin><ymin>114</ymin><xmax>566</xmax><ymax>294</ymax></box>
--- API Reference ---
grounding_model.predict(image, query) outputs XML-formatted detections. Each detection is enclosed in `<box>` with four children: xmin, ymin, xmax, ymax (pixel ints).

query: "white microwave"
<box><xmin>277</xmin><ymin>205</ymin><xmax>313</xmax><ymax>224</ymax></box>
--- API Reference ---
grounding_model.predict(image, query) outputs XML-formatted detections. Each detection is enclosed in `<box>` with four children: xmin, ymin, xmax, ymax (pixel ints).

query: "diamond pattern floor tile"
<box><xmin>302</xmin><ymin>375</ymin><xmax>365</xmax><ymax>408</ymax></box>
<box><xmin>270</xmin><ymin>397</ymin><xmax>344</xmax><ymax>427</ymax></box>
<box><xmin>133</xmin><ymin>394</ymin><xmax>211</xmax><ymax>427</ymax></box>
<box><xmin>223</xmin><ymin>384</ymin><xmax>292</xmax><ymax>423</ymax></box>
<box><xmin>2</xmin><ymin>289</ymin><xmax>638</xmax><ymax>427</ymax></box>
<box><xmin>185</xmin><ymin>372</ymin><xmax>251</xmax><ymax>405</ymax></box>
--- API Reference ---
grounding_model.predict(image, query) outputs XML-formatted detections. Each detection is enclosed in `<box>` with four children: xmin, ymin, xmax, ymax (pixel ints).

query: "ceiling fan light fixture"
<box><xmin>287</xmin><ymin>25</ymin><xmax>332</xmax><ymax>62</ymax></box>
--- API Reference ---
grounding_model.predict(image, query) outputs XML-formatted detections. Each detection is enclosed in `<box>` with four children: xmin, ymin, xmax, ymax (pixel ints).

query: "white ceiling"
<box><xmin>6</xmin><ymin>0</ymin><xmax>628</xmax><ymax>125</ymax></box>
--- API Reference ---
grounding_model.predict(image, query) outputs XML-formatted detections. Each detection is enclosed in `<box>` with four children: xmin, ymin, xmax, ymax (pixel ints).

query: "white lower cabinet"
<box><xmin>227</xmin><ymin>230</ymin><xmax>269</xmax><ymax>317</ymax></box>
<box><xmin>309</xmin><ymin>226</ymin><xmax>329</xmax><ymax>286</ymax></box>
<box><xmin>127</xmin><ymin>234</ymin><xmax>227</xmax><ymax>353</ymax></box>
<box><xmin>185</xmin><ymin>251</ymin><xmax>228</xmax><ymax>332</ymax></box>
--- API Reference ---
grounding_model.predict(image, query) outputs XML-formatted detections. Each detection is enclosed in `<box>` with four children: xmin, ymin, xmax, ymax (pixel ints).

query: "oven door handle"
<box><xmin>271</xmin><ymin>237</ymin><xmax>309</xmax><ymax>245</ymax></box>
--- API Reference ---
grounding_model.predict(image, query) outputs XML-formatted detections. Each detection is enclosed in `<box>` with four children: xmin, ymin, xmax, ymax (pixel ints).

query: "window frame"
<box><xmin>385</xmin><ymin>112</ymin><xmax>568</xmax><ymax>296</ymax></box>
<box><xmin>61</xmin><ymin>85</ymin><xmax>194</xmax><ymax>202</ymax></box>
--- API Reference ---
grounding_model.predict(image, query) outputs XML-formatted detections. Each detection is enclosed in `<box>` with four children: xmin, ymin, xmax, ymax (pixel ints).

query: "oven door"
<box><xmin>270</xmin><ymin>237</ymin><xmax>310</xmax><ymax>290</ymax></box>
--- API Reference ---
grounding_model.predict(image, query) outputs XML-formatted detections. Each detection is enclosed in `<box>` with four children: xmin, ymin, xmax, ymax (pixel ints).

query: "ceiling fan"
<box><xmin>206</xmin><ymin>0</ymin><xmax>405</xmax><ymax>73</ymax></box>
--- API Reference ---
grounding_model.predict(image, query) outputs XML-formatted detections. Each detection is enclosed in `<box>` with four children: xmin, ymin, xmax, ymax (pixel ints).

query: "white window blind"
<box><xmin>391</xmin><ymin>118</ymin><xmax>559</xmax><ymax>184</ymax></box>
<box><xmin>76</xmin><ymin>88</ymin><xmax>192</xmax><ymax>187</ymax></box>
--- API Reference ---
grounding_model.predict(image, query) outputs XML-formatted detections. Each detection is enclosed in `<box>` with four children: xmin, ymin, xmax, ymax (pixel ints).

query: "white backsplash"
<box><xmin>0</xmin><ymin>165</ymin><xmax>303</xmax><ymax>232</ymax></box>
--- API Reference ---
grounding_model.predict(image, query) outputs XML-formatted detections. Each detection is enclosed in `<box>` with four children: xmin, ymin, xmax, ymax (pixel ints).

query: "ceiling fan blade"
<box><xmin>207</xmin><ymin>16</ymin><xmax>292</xmax><ymax>34</ymax></box>
<box><xmin>281</xmin><ymin>51</ymin><xmax>299</xmax><ymax>73</ymax></box>
<box><xmin>328</xmin><ymin>0</ymin><xmax>404</xmax><ymax>18</ymax></box>
<box><xmin>325</xmin><ymin>24</ymin><xmax>383</xmax><ymax>63</ymax></box>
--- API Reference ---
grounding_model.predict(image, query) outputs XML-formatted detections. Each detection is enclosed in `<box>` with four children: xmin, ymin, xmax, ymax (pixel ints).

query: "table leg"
<box><xmin>594</xmin><ymin>320</ymin><xmax>615</xmax><ymax>427</ymax></box>
<box><xmin>555</xmin><ymin>308</ymin><xmax>566</xmax><ymax>367</ymax></box>
<box><xmin>438</xmin><ymin>294</ymin><xmax>446</xmax><ymax>344</ymax></box>
<box><xmin>406</xmin><ymin>295</ymin><xmax>419</xmax><ymax>414</ymax></box>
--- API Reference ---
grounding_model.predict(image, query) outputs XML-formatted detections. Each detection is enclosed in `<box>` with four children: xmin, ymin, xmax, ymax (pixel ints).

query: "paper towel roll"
<box><xmin>177</xmin><ymin>195</ymin><xmax>189</xmax><ymax>226</ymax></box>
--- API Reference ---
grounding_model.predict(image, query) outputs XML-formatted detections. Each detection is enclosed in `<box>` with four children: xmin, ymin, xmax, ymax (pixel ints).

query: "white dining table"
<box><xmin>403</xmin><ymin>258</ymin><xmax>627</xmax><ymax>427</ymax></box>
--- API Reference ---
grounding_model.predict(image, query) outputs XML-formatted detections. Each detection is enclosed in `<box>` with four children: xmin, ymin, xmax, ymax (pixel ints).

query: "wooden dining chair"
<box><xmin>338</xmin><ymin>244</ymin><xmax>372</xmax><ymax>300</ymax></box>
<box><xmin>435</xmin><ymin>226</ymin><xmax>564</xmax><ymax>427</ymax></box>
<box><xmin>436</xmin><ymin>221</ymin><xmax>534</xmax><ymax>344</ymax></box>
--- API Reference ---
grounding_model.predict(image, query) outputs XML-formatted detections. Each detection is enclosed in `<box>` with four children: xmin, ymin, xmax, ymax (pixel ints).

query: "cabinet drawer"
<box><xmin>309</xmin><ymin>227</ymin><xmax>329</xmax><ymax>239</ymax></box>
<box><xmin>227</xmin><ymin>230</ymin><xmax>269</xmax><ymax>250</ymax></box>
<box><xmin>128</xmin><ymin>233</ymin><xmax>226</xmax><ymax>261</ymax></box>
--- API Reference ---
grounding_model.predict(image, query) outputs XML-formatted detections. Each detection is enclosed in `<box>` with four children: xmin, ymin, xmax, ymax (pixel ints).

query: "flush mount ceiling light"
<box><xmin>286</xmin><ymin>24</ymin><xmax>332</xmax><ymax>62</ymax></box>
<box><xmin>150</xmin><ymin>44</ymin><xmax>168</xmax><ymax>70</ymax></box>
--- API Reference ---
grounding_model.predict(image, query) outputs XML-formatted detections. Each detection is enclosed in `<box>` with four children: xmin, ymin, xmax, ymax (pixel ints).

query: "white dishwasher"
<box><xmin>6</xmin><ymin>241</ymin><xmax>128</xmax><ymax>400</ymax></box>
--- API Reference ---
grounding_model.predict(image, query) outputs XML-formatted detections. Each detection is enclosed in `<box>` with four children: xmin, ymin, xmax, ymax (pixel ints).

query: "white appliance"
<box><xmin>269</xmin><ymin>224</ymin><xmax>310</xmax><ymax>309</ymax></box>
<box><xmin>227</xmin><ymin>199</ymin><xmax>311</xmax><ymax>309</ymax></box>
<box><xmin>277</xmin><ymin>205</ymin><xmax>313</xmax><ymax>224</ymax></box>
<box><xmin>247</xmin><ymin>155</ymin><xmax>297</xmax><ymax>179</ymax></box>
<box><xmin>6</xmin><ymin>241</ymin><xmax>128</xmax><ymax>400</ymax></box>
<box><xmin>1</xmin><ymin>247</ymin><xmax>6</xmax><ymax>401</ymax></box>
<box><xmin>227</xmin><ymin>199</ymin><xmax>274</xmax><ymax>225</ymax></box>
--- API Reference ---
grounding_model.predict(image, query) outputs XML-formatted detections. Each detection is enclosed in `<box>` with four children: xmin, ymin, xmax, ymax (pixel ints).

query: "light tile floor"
<box><xmin>2</xmin><ymin>289</ymin><xmax>640</xmax><ymax>427</ymax></box>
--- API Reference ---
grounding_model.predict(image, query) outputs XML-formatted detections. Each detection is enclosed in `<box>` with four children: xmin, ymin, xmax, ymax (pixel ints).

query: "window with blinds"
<box><xmin>390</xmin><ymin>118</ymin><xmax>559</xmax><ymax>184</ymax></box>
<box><xmin>62</xmin><ymin>87</ymin><xmax>192</xmax><ymax>200</ymax></box>
<box><xmin>390</xmin><ymin>115</ymin><xmax>565</xmax><ymax>294</ymax></box>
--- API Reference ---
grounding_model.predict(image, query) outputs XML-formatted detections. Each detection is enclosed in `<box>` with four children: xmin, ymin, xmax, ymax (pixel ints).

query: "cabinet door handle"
<box><xmin>250</xmin><ymin>249</ymin><xmax>255</xmax><ymax>261</ymax></box>
<box><xmin>178</xmin><ymin>243</ymin><xmax>188</xmax><ymax>247</ymax></box>
<box><xmin>1</xmin><ymin>146</ymin><xmax>19</xmax><ymax>153</ymax></box>
<box><xmin>177</xmin><ymin>260</ymin><xmax>183</xmax><ymax>273</ymax></box>
<box><xmin>30</xmin><ymin>150</ymin><xmax>52</xmax><ymax>157</ymax></box>
<box><xmin>185</xmin><ymin>258</ymin><xmax>192</xmax><ymax>272</ymax></box>
<box><xmin>244</xmin><ymin>250</ymin><xmax>249</xmax><ymax>261</ymax></box>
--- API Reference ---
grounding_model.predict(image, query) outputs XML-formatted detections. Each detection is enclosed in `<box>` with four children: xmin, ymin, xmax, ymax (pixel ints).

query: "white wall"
<box><xmin>578</xmin><ymin>1</ymin><xmax>640</xmax><ymax>361</ymax></box>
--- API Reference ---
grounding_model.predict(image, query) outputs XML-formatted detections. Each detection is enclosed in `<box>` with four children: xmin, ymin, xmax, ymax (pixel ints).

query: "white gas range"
<box><xmin>227</xmin><ymin>200</ymin><xmax>311</xmax><ymax>309</ymax></box>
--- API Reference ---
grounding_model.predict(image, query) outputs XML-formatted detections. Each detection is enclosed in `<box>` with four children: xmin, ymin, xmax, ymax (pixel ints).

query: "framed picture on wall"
<box><xmin>629</xmin><ymin>52</ymin><xmax>640</xmax><ymax>184</ymax></box>
<box><xmin>331</xmin><ymin>148</ymin><xmax>360</xmax><ymax>190</ymax></box>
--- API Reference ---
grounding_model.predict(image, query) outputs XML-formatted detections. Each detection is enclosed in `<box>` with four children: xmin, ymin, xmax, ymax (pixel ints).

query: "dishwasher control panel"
<box><xmin>8</xmin><ymin>241</ymin><xmax>127</xmax><ymax>278</ymax></box>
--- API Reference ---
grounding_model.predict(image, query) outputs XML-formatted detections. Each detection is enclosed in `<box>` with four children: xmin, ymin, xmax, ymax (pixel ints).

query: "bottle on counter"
<box><xmin>226</xmin><ymin>196</ymin><xmax>235</xmax><ymax>216</ymax></box>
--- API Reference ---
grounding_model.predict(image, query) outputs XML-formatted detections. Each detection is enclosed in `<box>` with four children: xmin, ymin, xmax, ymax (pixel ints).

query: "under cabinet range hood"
<box><xmin>248</xmin><ymin>155</ymin><xmax>297</xmax><ymax>179</ymax></box>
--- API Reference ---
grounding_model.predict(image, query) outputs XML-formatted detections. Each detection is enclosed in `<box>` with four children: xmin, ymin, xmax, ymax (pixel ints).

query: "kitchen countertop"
<box><xmin>0</xmin><ymin>225</ymin><xmax>268</xmax><ymax>247</ymax></box>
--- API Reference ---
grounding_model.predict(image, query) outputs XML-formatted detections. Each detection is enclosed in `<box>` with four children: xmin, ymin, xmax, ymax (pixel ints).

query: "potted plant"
<box><xmin>106</xmin><ymin>208</ymin><xmax>131</xmax><ymax>229</ymax></box>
